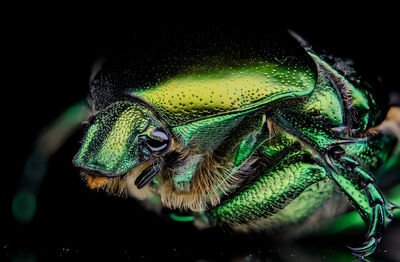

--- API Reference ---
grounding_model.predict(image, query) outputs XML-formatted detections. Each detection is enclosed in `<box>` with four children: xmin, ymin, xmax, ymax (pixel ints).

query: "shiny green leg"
<box><xmin>209</xmin><ymin>150</ymin><xmax>327</xmax><ymax>224</ymax></box>
<box><xmin>271</xmin><ymin>109</ymin><xmax>397</xmax><ymax>258</ymax></box>
<box><xmin>324</xmin><ymin>147</ymin><xmax>393</xmax><ymax>257</ymax></box>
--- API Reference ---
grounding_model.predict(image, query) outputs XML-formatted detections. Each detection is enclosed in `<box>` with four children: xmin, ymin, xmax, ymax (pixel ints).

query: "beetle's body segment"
<box><xmin>129</xmin><ymin>62</ymin><xmax>316</xmax><ymax>126</ymax></box>
<box><xmin>72</xmin><ymin>30</ymin><xmax>400</xmax><ymax>258</ymax></box>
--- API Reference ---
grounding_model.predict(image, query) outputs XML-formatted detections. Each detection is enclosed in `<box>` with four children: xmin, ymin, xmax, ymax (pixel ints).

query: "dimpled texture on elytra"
<box><xmin>128</xmin><ymin>62</ymin><xmax>316</xmax><ymax>126</ymax></box>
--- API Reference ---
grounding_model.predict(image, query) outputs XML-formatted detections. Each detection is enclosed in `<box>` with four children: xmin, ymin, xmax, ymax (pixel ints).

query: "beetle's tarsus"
<box><xmin>325</xmin><ymin>144</ymin><xmax>391</xmax><ymax>258</ymax></box>
<box><xmin>351</xmin><ymin>258</ymin><xmax>371</xmax><ymax>262</ymax></box>
<box><xmin>348</xmin><ymin>237</ymin><xmax>378</xmax><ymax>258</ymax></box>
<box><xmin>271</xmin><ymin>106</ymin><xmax>396</xmax><ymax>257</ymax></box>
<box><xmin>354</xmin><ymin>167</ymin><xmax>375</xmax><ymax>186</ymax></box>
<box><xmin>327</xmin><ymin>145</ymin><xmax>345</xmax><ymax>160</ymax></box>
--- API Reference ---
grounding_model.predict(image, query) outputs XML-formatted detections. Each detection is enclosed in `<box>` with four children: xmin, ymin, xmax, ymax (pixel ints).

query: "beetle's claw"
<box><xmin>390</xmin><ymin>201</ymin><xmax>400</xmax><ymax>211</ymax></box>
<box><xmin>325</xmin><ymin>144</ymin><xmax>390</xmax><ymax>258</ymax></box>
<box><xmin>347</xmin><ymin>237</ymin><xmax>378</xmax><ymax>258</ymax></box>
<box><xmin>351</xmin><ymin>257</ymin><xmax>371</xmax><ymax>262</ymax></box>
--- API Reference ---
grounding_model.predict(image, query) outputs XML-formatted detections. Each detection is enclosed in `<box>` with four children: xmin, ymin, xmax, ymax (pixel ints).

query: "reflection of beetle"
<box><xmin>69</xmin><ymin>30</ymin><xmax>400</xmax><ymax>258</ymax></box>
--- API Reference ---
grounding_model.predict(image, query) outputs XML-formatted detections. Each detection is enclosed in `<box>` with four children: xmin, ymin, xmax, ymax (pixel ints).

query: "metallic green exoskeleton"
<box><xmin>72</xmin><ymin>30</ymin><xmax>400</xmax><ymax>258</ymax></box>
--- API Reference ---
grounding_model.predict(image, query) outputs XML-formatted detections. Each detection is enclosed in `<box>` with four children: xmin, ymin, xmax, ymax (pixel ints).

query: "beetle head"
<box><xmin>73</xmin><ymin>100</ymin><xmax>170</xmax><ymax>191</ymax></box>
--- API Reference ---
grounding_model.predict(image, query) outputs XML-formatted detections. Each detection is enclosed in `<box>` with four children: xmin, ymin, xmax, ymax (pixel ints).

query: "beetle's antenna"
<box><xmin>89</xmin><ymin>56</ymin><xmax>107</xmax><ymax>84</ymax></box>
<box><xmin>287</xmin><ymin>29</ymin><xmax>312</xmax><ymax>51</ymax></box>
<box><xmin>82</xmin><ymin>95</ymin><xmax>98</xmax><ymax>125</ymax></box>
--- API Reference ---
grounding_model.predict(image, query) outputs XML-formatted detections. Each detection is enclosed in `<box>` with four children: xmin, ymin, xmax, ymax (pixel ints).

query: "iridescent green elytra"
<box><xmin>73</xmin><ymin>30</ymin><xmax>400</xmax><ymax>258</ymax></box>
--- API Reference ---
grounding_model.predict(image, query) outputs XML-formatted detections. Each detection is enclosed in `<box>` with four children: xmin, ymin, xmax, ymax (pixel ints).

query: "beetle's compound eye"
<box><xmin>146</xmin><ymin>129</ymin><xmax>169</xmax><ymax>152</ymax></box>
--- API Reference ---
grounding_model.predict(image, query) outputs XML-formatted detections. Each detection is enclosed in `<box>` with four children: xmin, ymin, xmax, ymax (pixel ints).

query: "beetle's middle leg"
<box><xmin>270</xmin><ymin>108</ymin><xmax>399</xmax><ymax>257</ymax></box>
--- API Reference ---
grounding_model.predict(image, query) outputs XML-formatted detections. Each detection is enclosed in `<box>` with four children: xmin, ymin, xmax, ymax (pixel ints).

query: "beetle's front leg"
<box><xmin>271</xmin><ymin>108</ymin><xmax>398</xmax><ymax>257</ymax></box>
<box><xmin>324</xmin><ymin>144</ymin><xmax>393</xmax><ymax>257</ymax></box>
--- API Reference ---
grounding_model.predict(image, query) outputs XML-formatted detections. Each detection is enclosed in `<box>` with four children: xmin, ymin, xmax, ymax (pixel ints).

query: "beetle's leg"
<box><xmin>270</xmin><ymin>109</ymin><xmax>398</xmax><ymax>257</ymax></box>
<box><xmin>324</xmin><ymin>143</ymin><xmax>393</xmax><ymax>257</ymax></box>
<box><xmin>208</xmin><ymin>150</ymin><xmax>328</xmax><ymax>225</ymax></box>
<box><xmin>13</xmin><ymin>100</ymin><xmax>90</xmax><ymax>223</ymax></box>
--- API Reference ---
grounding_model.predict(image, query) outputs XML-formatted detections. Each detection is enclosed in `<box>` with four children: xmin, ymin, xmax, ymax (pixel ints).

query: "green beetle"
<box><xmin>72</xmin><ymin>29</ymin><xmax>400</xmax><ymax>258</ymax></box>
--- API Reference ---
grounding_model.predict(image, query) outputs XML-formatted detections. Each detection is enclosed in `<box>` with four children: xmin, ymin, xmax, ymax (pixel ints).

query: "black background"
<box><xmin>3</xmin><ymin>8</ymin><xmax>400</xmax><ymax>262</ymax></box>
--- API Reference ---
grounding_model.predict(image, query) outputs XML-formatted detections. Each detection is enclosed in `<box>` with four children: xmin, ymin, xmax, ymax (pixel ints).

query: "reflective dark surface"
<box><xmin>3</xmin><ymin>11</ymin><xmax>399</xmax><ymax>262</ymax></box>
